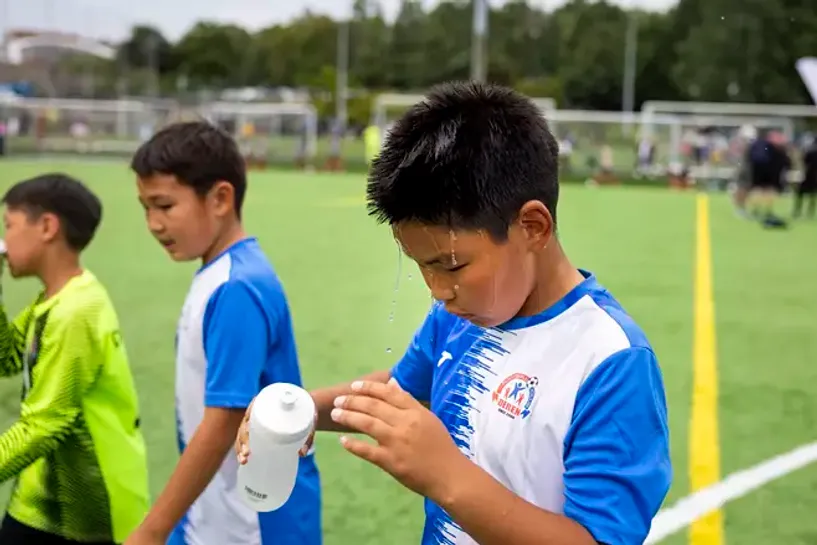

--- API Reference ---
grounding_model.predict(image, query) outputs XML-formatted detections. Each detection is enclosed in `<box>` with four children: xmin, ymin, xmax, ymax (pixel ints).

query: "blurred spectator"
<box><xmin>793</xmin><ymin>137</ymin><xmax>817</xmax><ymax>219</ymax></box>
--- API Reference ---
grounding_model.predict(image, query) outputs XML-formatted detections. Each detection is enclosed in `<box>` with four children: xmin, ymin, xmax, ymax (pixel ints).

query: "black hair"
<box><xmin>366</xmin><ymin>81</ymin><xmax>560</xmax><ymax>241</ymax></box>
<box><xmin>2</xmin><ymin>173</ymin><xmax>102</xmax><ymax>251</ymax></box>
<box><xmin>130</xmin><ymin>121</ymin><xmax>247</xmax><ymax>218</ymax></box>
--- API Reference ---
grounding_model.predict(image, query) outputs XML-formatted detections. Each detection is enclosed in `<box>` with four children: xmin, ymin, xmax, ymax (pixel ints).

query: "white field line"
<box><xmin>646</xmin><ymin>441</ymin><xmax>817</xmax><ymax>543</ymax></box>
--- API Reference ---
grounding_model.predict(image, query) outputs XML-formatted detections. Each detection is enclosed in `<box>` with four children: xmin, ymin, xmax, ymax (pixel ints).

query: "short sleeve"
<box><xmin>203</xmin><ymin>281</ymin><xmax>271</xmax><ymax>409</ymax></box>
<box><xmin>390</xmin><ymin>302</ymin><xmax>442</xmax><ymax>402</ymax></box>
<box><xmin>562</xmin><ymin>346</ymin><xmax>671</xmax><ymax>545</ymax></box>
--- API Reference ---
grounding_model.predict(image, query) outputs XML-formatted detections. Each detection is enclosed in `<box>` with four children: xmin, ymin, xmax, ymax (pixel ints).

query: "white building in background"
<box><xmin>1</xmin><ymin>29</ymin><xmax>115</xmax><ymax>66</ymax></box>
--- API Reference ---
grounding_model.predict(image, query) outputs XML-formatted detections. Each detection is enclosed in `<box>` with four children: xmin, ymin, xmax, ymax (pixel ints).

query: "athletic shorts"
<box><xmin>0</xmin><ymin>516</ymin><xmax>117</xmax><ymax>545</ymax></box>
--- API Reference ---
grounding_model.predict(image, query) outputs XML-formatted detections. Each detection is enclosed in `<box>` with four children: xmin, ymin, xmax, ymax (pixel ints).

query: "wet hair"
<box><xmin>2</xmin><ymin>173</ymin><xmax>102</xmax><ymax>251</ymax></box>
<box><xmin>366</xmin><ymin>81</ymin><xmax>560</xmax><ymax>241</ymax></box>
<box><xmin>130</xmin><ymin>121</ymin><xmax>247</xmax><ymax>218</ymax></box>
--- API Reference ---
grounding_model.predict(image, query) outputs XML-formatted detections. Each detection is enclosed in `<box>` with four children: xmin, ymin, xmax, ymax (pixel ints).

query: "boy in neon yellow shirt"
<box><xmin>0</xmin><ymin>173</ymin><xmax>150</xmax><ymax>544</ymax></box>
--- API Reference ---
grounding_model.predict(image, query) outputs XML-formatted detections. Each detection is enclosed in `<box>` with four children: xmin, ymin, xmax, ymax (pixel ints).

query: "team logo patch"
<box><xmin>492</xmin><ymin>372</ymin><xmax>538</xmax><ymax>419</ymax></box>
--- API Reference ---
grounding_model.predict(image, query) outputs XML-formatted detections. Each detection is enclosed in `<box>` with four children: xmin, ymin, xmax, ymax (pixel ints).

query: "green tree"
<box><xmin>173</xmin><ymin>22</ymin><xmax>253</xmax><ymax>88</ymax></box>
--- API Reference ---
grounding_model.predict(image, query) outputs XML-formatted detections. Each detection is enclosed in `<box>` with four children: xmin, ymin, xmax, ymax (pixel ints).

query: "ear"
<box><xmin>209</xmin><ymin>181</ymin><xmax>236</xmax><ymax>218</ymax></box>
<box><xmin>516</xmin><ymin>200</ymin><xmax>554</xmax><ymax>251</ymax></box>
<box><xmin>38</xmin><ymin>212</ymin><xmax>61</xmax><ymax>244</ymax></box>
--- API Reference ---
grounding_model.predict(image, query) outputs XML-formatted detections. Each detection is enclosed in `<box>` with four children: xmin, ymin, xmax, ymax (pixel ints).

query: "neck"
<box><xmin>39</xmin><ymin>252</ymin><xmax>83</xmax><ymax>299</ymax></box>
<box><xmin>202</xmin><ymin>222</ymin><xmax>247</xmax><ymax>266</ymax></box>
<box><xmin>517</xmin><ymin>242</ymin><xmax>585</xmax><ymax>317</ymax></box>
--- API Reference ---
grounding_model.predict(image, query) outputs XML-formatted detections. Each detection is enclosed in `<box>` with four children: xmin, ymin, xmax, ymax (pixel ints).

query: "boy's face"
<box><xmin>136</xmin><ymin>174</ymin><xmax>227</xmax><ymax>262</ymax></box>
<box><xmin>1</xmin><ymin>207</ymin><xmax>51</xmax><ymax>278</ymax></box>
<box><xmin>395</xmin><ymin>203</ymin><xmax>550</xmax><ymax>328</ymax></box>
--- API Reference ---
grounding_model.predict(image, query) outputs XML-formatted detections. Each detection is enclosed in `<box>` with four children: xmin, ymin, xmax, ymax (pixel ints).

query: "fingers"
<box><xmin>331</xmin><ymin>407</ymin><xmax>392</xmax><ymax>441</ymax></box>
<box><xmin>235</xmin><ymin>403</ymin><xmax>254</xmax><ymax>464</ymax></box>
<box><xmin>349</xmin><ymin>380</ymin><xmax>416</xmax><ymax>410</ymax></box>
<box><xmin>333</xmin><ymin>392</ymin><xmax>402</xmax><ymax>426</ymax></box>
<box><xmin>298</xmin><ymin>412</ymin><xmax>318</xmax><ymax>457</ymax></box>
<box><xmin>339</xmin><ymin>435</ymin><xmax>387</xmax><ymax>468</ymax></box>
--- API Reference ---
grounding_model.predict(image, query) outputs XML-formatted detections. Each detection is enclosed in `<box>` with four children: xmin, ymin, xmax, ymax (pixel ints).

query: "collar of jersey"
<box><xmin>33</xmin><ymin>269</ymin><xmax>95</xmax><ymax>316</ymax></box>
<box><xmin>497</xmin><ymin>269</ymin><xmax>598</xmax><ymax>331</ymax></box>
<box><xmin>196</xmin><ymin>237</ymin><xmax>257</xmax><ymax>275</ymax></box>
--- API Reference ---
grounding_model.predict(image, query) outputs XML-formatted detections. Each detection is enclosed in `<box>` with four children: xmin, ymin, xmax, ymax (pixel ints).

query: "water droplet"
<box><xmin>407</xmin><ymin>273</ymin><xmax>413</xmax><ymax>280</ymax></box>
<box><xmin>388</xmin><ymin>311</ymin><xmax>394</xmax><ymax>322</ymax></box>
<box><xmin>385</xmin><ymin>347</ymin><xmax>392</xmax><ymax>353</ymax></box>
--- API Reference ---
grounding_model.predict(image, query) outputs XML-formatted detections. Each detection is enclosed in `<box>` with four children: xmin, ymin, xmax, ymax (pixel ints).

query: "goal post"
<box><xmin>0</xmin><ymin>96</ymin><xmax>174</xmax><ymax>156</ymax></box>
<box><xmin>197</xmin><ymin>101</ymin><xmax>319</xmax><ymax>168</ymax></box>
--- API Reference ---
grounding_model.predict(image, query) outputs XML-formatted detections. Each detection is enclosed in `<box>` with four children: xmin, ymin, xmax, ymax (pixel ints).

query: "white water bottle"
<box><xmin>238</xmin><ymin>382</ymin><xmax>315</xmax><ymax>512</ymax></box>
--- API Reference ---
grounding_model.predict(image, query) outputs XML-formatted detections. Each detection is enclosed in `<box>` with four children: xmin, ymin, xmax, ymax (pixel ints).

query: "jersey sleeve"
<box><xmin>390</xmin><ymin>302</ymin><xmax>442</xmax><ymax>402</ymax></box>
<box><xmin>562</xmin><ymin>346</ymin><xmax>671</xmax><ymax>545</ymax></box>
<box><xmin>0</xmin><ymin>302</ymin><xmax>29</xmax><ymax>378</ymax></box>
<box><xmin>0</xmin><ymin>313</ymin><xmax>98</xmax><ymax>483</ymax></box>
<box><xmin>203</xmin><ymin>281</ymin><xmax>271</xmax><ymax>409</ymax></box>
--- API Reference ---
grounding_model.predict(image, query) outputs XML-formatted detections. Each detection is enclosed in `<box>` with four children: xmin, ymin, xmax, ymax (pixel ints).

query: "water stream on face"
<box><xmin>384</xmin><ymin>241</ymin><xmax>403</xmax><ymax>355</ymax></box>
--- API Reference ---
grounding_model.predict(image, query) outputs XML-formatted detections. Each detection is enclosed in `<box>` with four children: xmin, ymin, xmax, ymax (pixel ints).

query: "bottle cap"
<box><xmin>251</xmin><ymin>383</ymin><xmax>315</xmax><ymax>445</ymax></box>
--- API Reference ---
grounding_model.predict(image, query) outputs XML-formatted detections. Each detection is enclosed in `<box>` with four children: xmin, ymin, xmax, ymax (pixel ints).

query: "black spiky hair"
<box><xmin>366</xmin><ymin>81</ymin><xmax>560</xmax><ymax>240</ymax></box>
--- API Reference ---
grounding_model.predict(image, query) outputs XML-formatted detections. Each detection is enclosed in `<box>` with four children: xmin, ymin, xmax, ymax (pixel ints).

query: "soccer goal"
<box><xmin>546</xmin><ymin>109</ymin><xmax>795</xmax><ymax>182</ymax></box>
<box><xmin>197</xmin><ymin>101</ymin><xmax>319</xmax><ymax>168</ymax></box>
<box><xmin>0</xmin><ymin>96</ymin><xmax>175</xmax><ymax>156</ymax></box>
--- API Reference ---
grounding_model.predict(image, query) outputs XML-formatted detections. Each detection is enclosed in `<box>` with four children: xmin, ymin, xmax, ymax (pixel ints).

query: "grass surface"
<box><xmin>0</xmin><ymin>162</ymin><xmax>815</xmax><ymax>544</ymax></box>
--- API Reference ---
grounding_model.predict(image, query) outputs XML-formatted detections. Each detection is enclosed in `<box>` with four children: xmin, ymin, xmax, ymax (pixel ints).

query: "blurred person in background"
<box><xmin>732</xmin><ymin>125</ymin><xmax>757</xmax><ymax>218</ymax></box>
<box><xmin>793</xmin><ymin>135</ymin><xmax>817</xmax><ymax>219</ymax></box>
<box><xmin>748</xmin><ymin>129</ymin><xmax>791</xmax><ymax>228</ymax></box>
<box><xmin>364</xmin><ymin>123</ymin><xmax>381</xmax><ymax>166</ymax></box>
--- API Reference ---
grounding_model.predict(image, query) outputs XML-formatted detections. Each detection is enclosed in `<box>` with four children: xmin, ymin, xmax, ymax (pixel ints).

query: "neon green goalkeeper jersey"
<box><xmin>0</xmin><ymin>270</ymin><xmax>150</xmax><ymax>543</ymax></box>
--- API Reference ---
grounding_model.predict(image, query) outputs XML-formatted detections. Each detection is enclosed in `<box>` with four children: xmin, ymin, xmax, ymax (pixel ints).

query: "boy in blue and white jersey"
<box><xmin>238</xmin><ymin>82</ymin><xmax>671</xmax><ymax>545</ymax></box>
<box><xmin>127</xmin><ymin>121</ymin><xmax>321</xmax><ymax>545</ymax></box>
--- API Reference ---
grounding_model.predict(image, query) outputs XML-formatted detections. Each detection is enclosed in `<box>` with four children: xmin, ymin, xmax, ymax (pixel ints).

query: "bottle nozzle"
<box><xmin>280</xmin><ymin>389</ymin><xmax>297</xmax><ymax>409</ymax></box>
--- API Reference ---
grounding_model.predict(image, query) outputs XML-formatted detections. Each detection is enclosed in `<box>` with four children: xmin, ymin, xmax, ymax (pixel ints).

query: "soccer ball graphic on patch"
<box><xmin>492</xmin><ymin>372</ymin><xmax>539</xmax><ymax>420</ymax></box>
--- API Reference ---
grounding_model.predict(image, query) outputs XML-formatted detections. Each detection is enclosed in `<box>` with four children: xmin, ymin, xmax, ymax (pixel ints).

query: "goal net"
<box><xmin>642</xmin><ymin>101</ymin><xmax>817</xmax><ymax>181</ymax></box>
<box><xmin>547</xmin><ymin>109</ymin><xmax>799</xmax><ymax>181</ymax></box>
<box><xmin>0</xmin><ymin>97</ymin><xmax>176</xmax><ymax>156</ymax></box>
<box><xmin>197</xmin><ymin>102</ymin><xmax>318</xmax><ymax>168</ymax></box>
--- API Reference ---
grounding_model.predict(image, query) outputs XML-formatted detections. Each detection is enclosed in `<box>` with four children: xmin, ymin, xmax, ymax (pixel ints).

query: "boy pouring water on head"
<box><xmin>237</xmin><ymin>82</ymin><xmax>672</xmax><ymax>545</ymax></box>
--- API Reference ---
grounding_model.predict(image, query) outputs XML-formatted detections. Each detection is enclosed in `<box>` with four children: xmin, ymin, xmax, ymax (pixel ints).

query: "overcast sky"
<box><xmin>1</xmin><ymin>0</ymin><xmax>676</xmax><ymax>41</ymax></box>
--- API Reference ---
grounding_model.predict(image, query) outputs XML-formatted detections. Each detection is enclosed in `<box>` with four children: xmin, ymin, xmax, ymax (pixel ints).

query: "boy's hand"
<box><xmin>235</xmin><ymin>399</ymin><xmax>317</xmax><ymax>465</ymax></box>
<box><xmin>331</xmin><ymin>381</ymin><xmax>465</xmax><ymax>501</ymax></box>
<box><xmin>235</xmin><ymin>400</ymin><xmax>254</xmax><ymax>464</ymax></box>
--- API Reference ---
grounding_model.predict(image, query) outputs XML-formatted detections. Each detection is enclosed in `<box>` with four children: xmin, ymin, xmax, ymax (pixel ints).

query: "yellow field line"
<box><xmin>689</xmin><ymin>194</ymin><xmax>724</xmax><ymax>545</ymax></box>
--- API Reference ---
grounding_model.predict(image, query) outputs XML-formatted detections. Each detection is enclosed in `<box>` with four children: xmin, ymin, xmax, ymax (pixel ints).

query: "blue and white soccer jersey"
<box><xmin>392</xmin><ymin>270</ymin><xmax>672</xmax><ymax>545</ymax></box>
<box><xmin>170</xmin><ymin>238</ymin><xmax>321</xmax><ymax>545</ymax></box>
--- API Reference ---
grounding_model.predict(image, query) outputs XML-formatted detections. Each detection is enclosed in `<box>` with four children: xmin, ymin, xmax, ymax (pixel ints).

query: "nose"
<box><xmin>145</xmin><ymin>210</ymin><xmax>164</xmax><ymax>235</ymax></box>
<box><xmin>426</xmin><ymin>273</ymin><xmax>456</xmax><ymax>302</ymax></box>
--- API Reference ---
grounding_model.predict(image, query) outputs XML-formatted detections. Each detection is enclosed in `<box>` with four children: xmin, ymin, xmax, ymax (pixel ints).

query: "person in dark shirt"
<box><xmin>793</xmin><ymin>140</ymin><xmax>817</xmax><ymax>219</ymax></box>
<box><xmin>748</xmin><ymin>130</ymin><xmax>790</xmax><ymax>227</ymax></box>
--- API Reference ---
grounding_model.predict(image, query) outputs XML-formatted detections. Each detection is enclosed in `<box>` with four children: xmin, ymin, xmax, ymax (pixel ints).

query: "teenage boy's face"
<box><xmin>136</xmin><ymin>174</ymin><xmax>222</xmax><ymax>262</ymax></box>
<box><xmin>1</xmin><ymin>207</ymin><xmax>47</xmax><ymax>278</ymax></box>
<box><xmin>394</xmin><ymin>202</ymin><xmax>552</xmax><ymax>328</ymax></box>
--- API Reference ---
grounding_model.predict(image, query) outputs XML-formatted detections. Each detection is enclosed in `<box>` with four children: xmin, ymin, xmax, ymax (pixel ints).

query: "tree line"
<box><xmin>55</xmin><ymin>0</ymin><xmax>817</xmax><ymax>125</ymax></box>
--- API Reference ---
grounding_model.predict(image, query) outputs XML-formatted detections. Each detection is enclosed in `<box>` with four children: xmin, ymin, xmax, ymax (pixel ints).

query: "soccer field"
<box><xmin>1</xmin><ymin>161</ymin><xmax>816</xmax><ymax>544</ymax></box>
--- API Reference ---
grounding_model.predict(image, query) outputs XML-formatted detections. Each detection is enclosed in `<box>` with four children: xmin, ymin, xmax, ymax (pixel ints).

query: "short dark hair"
<box><xmin>2</xmin><ymin>173</ymin><xmax>102</xmax><ymax>251</ymax></box>
<box><xmin>130</xmin><ymin>121</ymin><xmax>247</xmax><ymax>217</ymax></box>
<box><xmin>366</xmin><ymin>81</ymin><xmax>560</xmax><ymax>240</ymax></box>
